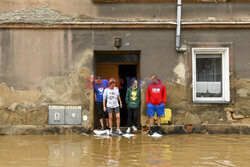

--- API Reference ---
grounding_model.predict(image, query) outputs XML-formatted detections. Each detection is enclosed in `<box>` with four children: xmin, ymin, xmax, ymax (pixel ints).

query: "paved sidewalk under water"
<box><xmin>0</xmin><ymin>134</ymin><xmax>250</xmax><ymax>167</ymax></box>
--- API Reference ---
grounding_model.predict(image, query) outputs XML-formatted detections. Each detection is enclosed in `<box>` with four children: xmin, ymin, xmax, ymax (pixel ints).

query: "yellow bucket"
<box><xmin>154</xmin><ymin>108</ymin><xmax>172</xmax><ymax>125</ymax></box>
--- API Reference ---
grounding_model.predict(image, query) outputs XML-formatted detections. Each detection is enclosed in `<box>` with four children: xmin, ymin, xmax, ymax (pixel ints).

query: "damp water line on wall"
<box><xmin>176</xmin><ymin>0</ymin><xmax>187</xmax><ymax>52</ymax></box>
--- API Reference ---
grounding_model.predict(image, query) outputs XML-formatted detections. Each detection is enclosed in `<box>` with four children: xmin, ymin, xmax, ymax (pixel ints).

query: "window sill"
<box><xmin>193</xmin><ymin>99</ymin><xmax>230</xmax><ymax>104</ymax></box>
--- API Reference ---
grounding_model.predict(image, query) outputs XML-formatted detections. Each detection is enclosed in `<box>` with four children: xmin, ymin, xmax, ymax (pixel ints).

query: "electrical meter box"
<box><xmin>48</xmin><ymin>105</ymin><xmax>65</xmax><ymax>125</ymax></box>
<box><xmin>65</xmin><ymin>106</ymin><xmax>82</xmax><ymax>125</ymax></box>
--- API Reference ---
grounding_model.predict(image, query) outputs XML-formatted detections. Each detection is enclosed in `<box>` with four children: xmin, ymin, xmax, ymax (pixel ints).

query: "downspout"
<box><xmin>176</xmin><ymin>0</ymin><xmax>187</xmax><ymax>52</ymax></box>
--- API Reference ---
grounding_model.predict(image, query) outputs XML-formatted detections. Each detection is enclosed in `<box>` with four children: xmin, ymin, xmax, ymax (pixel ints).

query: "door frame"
<box><xmin>93</xmin><ymin>51</ymin><xmax>141</xmax><ymax>129</ymax></box>
<box><xmin>94</xmin><ymin>50</ymin><xmax>141</xmax><ymax>81</ymax></box>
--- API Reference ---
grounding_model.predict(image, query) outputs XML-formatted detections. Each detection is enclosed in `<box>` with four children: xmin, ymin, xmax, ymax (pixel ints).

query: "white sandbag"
<box><xmin>148</xmin><ymin>132</ymin><xmax>163</xmax><ymax>138</ymax></box>
<box><xmin>122</xmin><ymin>134</ymin><xmax>136</xmax><ymax>138</ymax></box>
<box><xmin>93</xmin><ymin>129</ymin><xmax>109</xmax><ymax>135</ymax></box>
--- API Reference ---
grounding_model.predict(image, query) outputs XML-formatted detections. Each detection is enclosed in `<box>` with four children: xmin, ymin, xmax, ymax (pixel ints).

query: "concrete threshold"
<box><xmin>161</xmin><ymin>124</ymin><xmax>250</xmax><ymax>135</ymax></box>
<box><xmin>0</xmin><ymin>124</ymin><xmax>250</xmax><ymax>135</ymax></box>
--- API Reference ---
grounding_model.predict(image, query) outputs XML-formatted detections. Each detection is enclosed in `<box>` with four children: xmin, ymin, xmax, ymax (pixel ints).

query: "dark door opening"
<box><xmin>119</xmin><ymin>65</ymin><xmax>137</xmax><ymax>127</ymax></box>
<box><xmin>94</xmin><ymin>51</ymin><xmax>140</xmax><ymax>129</ymax></box>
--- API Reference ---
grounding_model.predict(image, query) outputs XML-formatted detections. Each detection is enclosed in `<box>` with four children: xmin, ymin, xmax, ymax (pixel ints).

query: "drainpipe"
<box><xmin>176</xmin><ymin>0</ymin><xmax>187</xmax><ymax>52</ymax></box>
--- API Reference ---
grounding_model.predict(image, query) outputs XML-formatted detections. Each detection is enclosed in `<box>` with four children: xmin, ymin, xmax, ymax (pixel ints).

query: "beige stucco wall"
<box><xmin>0</xmin><ymin>28</ymin><xmax>249</xmax><ymax>128</ymax></box>
<box><xmin>0</xmin><ymin>1</ymin><xmax>249</xmax><ymax>129</ymax></box>
<box><xmin>0</xmin><ymin>29</ymin><xmax>94</xmax><ymax>128</ymax></box>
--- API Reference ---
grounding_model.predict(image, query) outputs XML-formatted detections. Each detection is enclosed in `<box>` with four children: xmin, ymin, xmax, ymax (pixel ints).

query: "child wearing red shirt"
<box><xmin>146</xmin><ymin>75</ymin><xmax>167</xmax><ymax>135</ymax></box>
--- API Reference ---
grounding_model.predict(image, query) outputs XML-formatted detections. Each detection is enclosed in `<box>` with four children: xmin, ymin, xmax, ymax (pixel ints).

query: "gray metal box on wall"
<box><xmin>65</xmin><ymin>106</ymin><xmax>82</xmax><ymax>125</ymax></box>
<box><xmin>48</xmin><ymin>105</ymin><xmax>65</xmax><ymax>125</ymax></box>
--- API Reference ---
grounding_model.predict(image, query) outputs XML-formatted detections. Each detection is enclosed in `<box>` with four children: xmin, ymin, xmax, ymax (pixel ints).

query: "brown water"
<box><xmin>0</xmin><ymin>134</ymin><xmax>249</xmax><ymax>167</ymax></box>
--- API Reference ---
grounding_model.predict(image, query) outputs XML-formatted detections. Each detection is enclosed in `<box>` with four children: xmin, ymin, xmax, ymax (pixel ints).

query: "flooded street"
<box><xmin>0</xmin><ymin>134</ymin><xmax>250</xmax><ymax>167</ymax></box>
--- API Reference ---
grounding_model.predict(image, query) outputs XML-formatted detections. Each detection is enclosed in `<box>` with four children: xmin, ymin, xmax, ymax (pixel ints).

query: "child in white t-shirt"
<box><xmin>103</xmin><ymin>78</ymin><xmax>122</xmax><ymax>134</ymax></box>
<box><xmin>103</xmin><ymin>78</ymin><xmax>123</xmax><ymax>135</ymax></box>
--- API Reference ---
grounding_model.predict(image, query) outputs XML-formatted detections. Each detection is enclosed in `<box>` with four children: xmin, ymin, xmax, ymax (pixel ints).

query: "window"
<box><xmin>192</xmin><ymin>48</ymin><xmax>230</xmax><ymax>103</ymax></box>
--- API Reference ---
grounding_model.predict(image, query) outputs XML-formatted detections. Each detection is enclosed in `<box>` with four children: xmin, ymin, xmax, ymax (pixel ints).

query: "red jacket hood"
<box><xmin>149</xmin><ymin>79</ymin><xmax>163</xmax><ymax>87</ymax></box>
<box><xmin>146</xmin><ymin>79</ymin><xmax>167</xmax><ymax>105</ymax></box>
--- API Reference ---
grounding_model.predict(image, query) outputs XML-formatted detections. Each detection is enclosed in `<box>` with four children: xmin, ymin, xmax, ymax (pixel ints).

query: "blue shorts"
<box><xmin>147</xmin><ymin>103</ymin><xmax>165</xmax><ymax>117</ymax></box>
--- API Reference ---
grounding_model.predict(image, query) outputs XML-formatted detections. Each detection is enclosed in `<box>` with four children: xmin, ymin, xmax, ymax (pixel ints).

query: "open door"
<box><xmin>95</xmin><ymin>63</ymin><xmax>119</xmax><ymax>128</ymax></box>
<box><xmin>96</xmin><ymin>64</ymin><xmax>119</xmax><ymax>82</ymax></box>
<box><xmin>94</xmin><ymin>51</ymin><xmax>140</xmax><ymax>129</ymax></box>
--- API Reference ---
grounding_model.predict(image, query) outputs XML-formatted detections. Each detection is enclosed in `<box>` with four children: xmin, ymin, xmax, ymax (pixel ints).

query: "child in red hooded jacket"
<box><xmin>146</xmin><ymin>74</ymin><xmax>167</xmax><ymax>135</ymax></box>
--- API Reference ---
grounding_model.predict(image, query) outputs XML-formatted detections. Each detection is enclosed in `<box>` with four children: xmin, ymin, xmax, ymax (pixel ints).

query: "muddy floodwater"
<box><xmin>0</xmin><ymin>134</ymin><xmax>250</xmax><ymax>167</ymax></box>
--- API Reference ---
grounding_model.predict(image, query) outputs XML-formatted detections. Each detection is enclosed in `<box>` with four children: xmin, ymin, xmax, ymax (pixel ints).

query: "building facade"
<box><xmin>0</xmin><ymin>0</ymin><xmax>250</xmax><ymax>131</ymax></box>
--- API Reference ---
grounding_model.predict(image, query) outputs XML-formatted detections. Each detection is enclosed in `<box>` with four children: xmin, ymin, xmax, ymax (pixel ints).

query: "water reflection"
<box><xmin>92</xmin><ymin>135</ymin><xmax>122</xmax><ymax>166</ymax></box>
<box><xmin>49</xmin><ymin>142</ymin><xmax>81</xmax><ymax>167</ymax></box>
<box><xmin>0</xmin><ymin>134</ymin><xmax>250</xmax><ymax>167</ymax></box>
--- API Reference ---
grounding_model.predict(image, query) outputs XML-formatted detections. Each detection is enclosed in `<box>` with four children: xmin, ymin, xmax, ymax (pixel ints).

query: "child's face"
<box><xmin>95</xmin><ymin>79</ymin><xmax>101</xmax><ymax>84</ymax></box>
<box><xmin>133</xmin><ymin>81</ymin><xmax>138</xmax><ymax>87</ymax></box>
<box><xmin>151</xmin><ymin>78</ymin><xmax>157</xmax><ymax>84</ymax></box>
<box><xmin>110</xmin><ymin>82</ymin><xmax>115</xmax><ymax>88</ymax></box>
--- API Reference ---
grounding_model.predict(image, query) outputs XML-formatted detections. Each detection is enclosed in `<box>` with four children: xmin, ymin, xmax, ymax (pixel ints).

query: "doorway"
<box><xmin>94</xmin><ymin>51</ymin><xmax>140</xmax><ymax>129</ymax></box>
<box><xmin>119</xmin><ymin>65</ymin><xmax>137</xmax><ymax>127</ymax></box>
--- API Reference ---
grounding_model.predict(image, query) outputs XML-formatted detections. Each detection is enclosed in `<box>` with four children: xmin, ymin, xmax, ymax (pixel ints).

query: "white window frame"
<box><xmin>192</xmin><ymin>47</ymin><xmax>230</xmax><ymax>103</ymax></box>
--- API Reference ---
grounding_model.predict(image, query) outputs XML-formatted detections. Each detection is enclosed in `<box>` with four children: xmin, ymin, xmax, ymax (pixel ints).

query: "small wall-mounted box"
<box><xmin>48</xmin><ymin>105</ymin><xmax>82</xmax><ymax>125</ymax></box>
<box><xmin>65</xmin><ymin>106</ymin><xmax>82</xmax><ymax>125</ymax></box>
<box><xmin>48</xmin><ymin>105</ymin><xmax>65</xmax><ymax>125</ymax></box>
